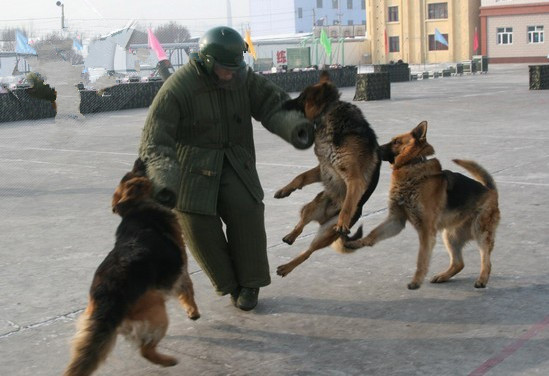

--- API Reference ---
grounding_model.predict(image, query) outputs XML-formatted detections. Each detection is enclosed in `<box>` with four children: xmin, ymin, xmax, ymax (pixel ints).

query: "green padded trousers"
<box><xmin>176</xmin><ymin>157</ymin><xmax>271</xmax><ymax>295</ymax></box>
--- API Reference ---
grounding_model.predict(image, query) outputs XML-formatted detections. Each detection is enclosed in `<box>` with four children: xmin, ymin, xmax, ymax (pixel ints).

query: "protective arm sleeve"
<box><xmin>138</xmin><ymin>89</ymin><xmax>181</xmax><ymax>207</ymax></box>
<box><xmin>249</xmin><ymin>71</ymin><xmax>314</xmax><ymax>150</ymax></box>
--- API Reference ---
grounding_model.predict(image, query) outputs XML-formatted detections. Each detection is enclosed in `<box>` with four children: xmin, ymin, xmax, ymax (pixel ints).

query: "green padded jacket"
<box><xmin>139</xmin><ymin>59</ymin><xmax>314</xmax><ymax>215</ymax></box>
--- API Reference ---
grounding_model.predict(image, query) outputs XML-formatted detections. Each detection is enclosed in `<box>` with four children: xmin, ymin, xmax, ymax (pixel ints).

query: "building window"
<box><xmin>528</xmin><ymin>26</ymin><xmax>544</xmax><ymax>44</ymax></box>
<box><xmin>362</xmin><ymin>0</ymin><xmax>365</xmax><ymax>10</ymax></box>
<box><xmin>389</xmin><ymin>36</ymin><xmax>400</xmax><ymax>52</ymax></box>
<box><xmin>497</xmin><ymin>27</ymin><xmax>513</xmax><ymax>45</ymax></box>
<box><xmin>317</xmin><ymin>0</ymin><xmax>323</xmax><ymax>8</ymax></box>
<box><xmin>347</xmin><ymin>0</ymin><xmax>353</xmax><ymax>9</ymax></box>
<box><xmin>388</xmin><ymin>6</ymin><xmax>399</xmax><ymax>22</ymax></box>
<box><xmin>428</xmin><ymin>33</ymin><xmax>449</xmax><ymax>50</ymax></box>
<box><xmin>297</xmin><ymin>7</ymin><xmax>303</xmax><ymax>18</ymax></box>
<box><xmin>332</xmin><ymin>0</ymin><xmax>338</xmax><ymax>9</ymax></box>
<box><xmin>348</xmin><ymin>20</ymin><xmax>354</xmax><ymax>25</ymax></box>
<box><xmin>428</xmin><ymin>3</ymin><xmax>448</xmax><ymax>19</ymax></box>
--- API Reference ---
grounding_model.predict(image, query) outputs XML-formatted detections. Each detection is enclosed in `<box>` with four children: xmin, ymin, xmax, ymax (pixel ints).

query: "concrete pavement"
<box><xmin>1</xmin><ymin>63</ymin><xmax>548</xmax><ymax>375</ymax></box>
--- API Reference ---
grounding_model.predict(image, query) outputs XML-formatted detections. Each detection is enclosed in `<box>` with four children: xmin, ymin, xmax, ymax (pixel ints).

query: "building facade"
<box><xmin>367</xmin><ymin>0</ymin><xmax>481</xmax><ymax>64</ymax></box>
<box><xmin>250</xmin><ymin>0</ymin><xmax>366</xmax><ymax>36</ymax></box>
<box><xmin>480</xmin><ymin>0</ymin><xmax>549</xmax><ymax>63</ymax></box>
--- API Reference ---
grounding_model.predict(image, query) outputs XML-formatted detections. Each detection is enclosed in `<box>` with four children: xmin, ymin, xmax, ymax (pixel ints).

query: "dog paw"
<box><xmin>474</xmin><ymin>280</ymin><xmax>487</xmax><ymax>288</ymax></box>
<box><xmin>274</xmin><ymin>188</ymin><xmax>292</xmax><ymax>199</ymax></box>
<box><xmin>407</xmin><ymin>282</ymin><xmax>421</xmax><ymax>290</ymax></box>
<box><xmin>276</xmin><ymin>264</ymin><xmax>292</xmax><ymax>277</ymax></box>
<box><xmin>282</xmin><ymin>234</ymin><xmax>296</xmax><ymax>245</ymax></box>
<box><xmin>430</xmin><ymin>274</ymin><xmax>448</xmax><ymax>284</ymax></box>
<box><xmin>334</xmin><ymin>224</ymin><xmax>350</xmax><ymax>235</ymax></box>
<box><xmin>188</xmin><ymin>311</ymin><xmax>201</xmax><ymax>320</ymax></box>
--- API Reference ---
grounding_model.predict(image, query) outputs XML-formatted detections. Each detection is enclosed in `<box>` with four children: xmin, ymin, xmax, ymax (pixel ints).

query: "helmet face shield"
<box><xmin>198</xmin><ymin>26</ymin><xmax>249</xmax><ymax>89</ymax></box>
<box><xmin>212</xmin><ymin>62</ymin><xmax>247</xmax><ymax>90</ymax></box>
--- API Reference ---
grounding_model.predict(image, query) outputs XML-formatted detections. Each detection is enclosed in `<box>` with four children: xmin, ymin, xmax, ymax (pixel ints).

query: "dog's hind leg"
<box><xmin>277</xmin><ymin>219</ymin><xmax>339</xmax><ymax>277</ymax></box>
<box><xmin>430</xmin><ymin>228</ymin><xmax>467</xmax><ymax>284</ymax></box>
<box><xmin>473</xmin><ymin>199</ymin><xmax>499</xmax><ymax>288</ymax></box>
<box><xmin>274</xmin><ymin>165</ymin><xmax>321</xmax><ymax>198</ymax></box>
<box><xmin>124</xmin><ymin>291</ymin><xmax>178</xmax><ymax>367</ymax></box>
<box><xmin>283</xmin><ymin>191</ymin><xmax>339</xmax><ymax>245</ymax></box>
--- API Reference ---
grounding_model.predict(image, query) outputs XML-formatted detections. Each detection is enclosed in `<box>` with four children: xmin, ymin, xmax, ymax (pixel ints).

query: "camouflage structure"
<box><xmin>260</xmin><ymin>66</ymin><xmax>357</xmax><ymax>92</ymax></box>
<box><xmin>0</xmin><ymin>88</ymin><xmax>56</xmax><ymax>123</ymax></box>
<box><xmin>353</xmin><ymin>72</ymin><xmax>390</xmax><ymax>101</ymax></box>
<box><xmin>374</xmin><ymin>62</ymin><xmax>410</xmax><ymax>82</ymax></box>
<box><xmin>79</xmin><ymin>81</ymin><xmax>164</xmax><ymax>114</ymax></box>
<box><xmin>529</xmin><ymin>65</ymin><xmax>549</xmax><ymax>90</ymax></box>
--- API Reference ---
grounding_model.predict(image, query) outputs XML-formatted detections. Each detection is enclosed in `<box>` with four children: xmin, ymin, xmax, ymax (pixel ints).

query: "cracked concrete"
<box><xmin>1</xmin><ymin>63</ymin><xmax>548</xmax><ymax>375</ymax></box>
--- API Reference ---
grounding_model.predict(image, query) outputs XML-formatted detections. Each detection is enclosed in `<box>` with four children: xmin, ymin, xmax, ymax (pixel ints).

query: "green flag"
<box><xmin>320</xmin><ymin>29</ymin><xmax>332</xmax><ymax>56</ymax></box>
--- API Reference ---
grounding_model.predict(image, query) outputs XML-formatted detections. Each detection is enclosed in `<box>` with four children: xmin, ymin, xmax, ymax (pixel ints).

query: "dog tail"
<box><xmin>453</xmin><ymin>159</ymin><xmax>497</xmax><ymax>190</ymax></box>
<box><xmin>63</xmin><ymin>300</ymin><xmax>120</xmax><ymax>376</ymax></box>
<box><xmin>332</xmin><ymin>225</ymin><xmax>363</xmax><ymax>254</ymax></box>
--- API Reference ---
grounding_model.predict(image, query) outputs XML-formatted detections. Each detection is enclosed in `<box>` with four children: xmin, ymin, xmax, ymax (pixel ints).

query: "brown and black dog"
<box><xmin>344</xmin><ymin>121</ymin><xmax>500</xmax><ymax>289</ymax></box>
<box><xmin>274</xmin><ymin>71</ymin><xmax>380</xmax><ymax>277</ymax></box>
<box><xmin>64</xmin><ymin>159</ymin><xmax>200</xmax><ymax>376</ymax></box>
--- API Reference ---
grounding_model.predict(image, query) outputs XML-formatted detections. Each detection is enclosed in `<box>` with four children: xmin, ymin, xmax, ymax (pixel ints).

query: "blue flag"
<box><xmin>434</xmin><ymin>28</ymin><xmax>448</xmax><ymax>46</ymax></box>
<box><xmin>73</xmin><ymin>38</ymin><xmax>83</xmax><ymax>51</ymax></box>
<box><xmin>15</xmin><ymin>30</ymin><xmax>37</xmax><ymax>54</ymax></box>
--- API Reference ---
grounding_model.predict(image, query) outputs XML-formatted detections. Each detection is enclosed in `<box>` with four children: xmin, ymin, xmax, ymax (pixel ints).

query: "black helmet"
<box><xmin>198</xmin><ymin>26</ymin><xmax>248</xmax><ymax>73</ymax></box>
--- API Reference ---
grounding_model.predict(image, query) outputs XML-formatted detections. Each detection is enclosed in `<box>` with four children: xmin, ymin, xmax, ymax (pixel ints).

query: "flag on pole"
<box><xmin>15</xmin><ymin>30</ymin><xmax>37</xmax><ymax>55</ymax></box>
<box><xmin>147</xmin><ymin>28</ymin><xmax>167</xmax><ymax>61</ymax></box>
<box><xmin>320</xmin><ymin>29</ymin><xmax>332</xmax><ymax>56</ymax></box>
<box><xmin>473</xmin><ymin>27</ymin><xmax>479</xmax><ymax>53</ymax></box>
<box><xmin>244</xmin><ymin>29</ymin><xmax>256</xmax><ymax>60</ymax></box>
<box><xmin>73</xmin><ymin>37</ymin><xmax>83</xmax><ymax>51</ymax></box>
<box><xmin>384</xmin><ymin>28</ymin><xmax>389</xmax><ymax>55</ymax></box>
<box><xmin>434</xmin><ymin>28</ymin><xmax>448</xmax><ymax>46</ymax></box>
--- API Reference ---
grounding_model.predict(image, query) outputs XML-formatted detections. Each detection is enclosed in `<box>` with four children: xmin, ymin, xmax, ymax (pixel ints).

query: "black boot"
<box><xmin>236</xmin><ymin>287</ymin><xmax>259</xmax><ymax>311</ymax></box>
<box><xmin>230</xmin><ymin>287</ymin><xmax>241</xmax><ymax>306</ymax></box>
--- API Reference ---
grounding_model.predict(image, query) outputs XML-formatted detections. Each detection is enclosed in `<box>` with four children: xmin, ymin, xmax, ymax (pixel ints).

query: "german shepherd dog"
<box><xmin>344</xmin><ymin>121</ymin><xmax>500</xmax><ymax>289</ymax></box>
<box><xmin>274</xmin><ymin>71</ymin><xmax>380</xmax><ymax>277</ymax></box>
<box><xmin>64</xmin><ymin>159</ymin><xmax>200</xmax><ymax>376</ymax></box>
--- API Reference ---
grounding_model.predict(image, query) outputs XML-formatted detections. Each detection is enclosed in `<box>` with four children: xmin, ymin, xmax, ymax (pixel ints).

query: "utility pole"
<box><xmin>312</xmin><ymin>8</ymin><xmax>316</xmax><ymax>30</ymax></box>
<box><xmin>56</xmin><ymin>1</ymin><xmax>65</xmax><ymax>30</ymax></box>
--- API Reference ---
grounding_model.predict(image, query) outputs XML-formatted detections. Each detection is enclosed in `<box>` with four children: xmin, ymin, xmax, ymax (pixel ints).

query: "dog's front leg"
<box><xmin>175</xmin><ymin>268</ymin><xmax>200</xmax><ymax>320</ymax></box>
<box><xmin>408</xmin><ymin>226</ymin><xmax>437</xmax><ymax>290</ymax></box>
<box><xmin>344</xmin><ymin>209</ymin><xmax>406</xmax><ymax>249</ymax></box>
<box><xmin>274</xmin><ymin>165</ymin><xmax>321</xmax><ymax>198</ymax></box>
<box><xmin>335</xmin><ymin>176</ymin><xmax>367</xmax><ymax>234</ymax></box>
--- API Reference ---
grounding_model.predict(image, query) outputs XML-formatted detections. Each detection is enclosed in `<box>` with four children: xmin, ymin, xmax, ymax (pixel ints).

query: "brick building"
<box><xmin>480</xmin><ymin>0</ymin><xmax>549</xmax><ymax>63</ymax></box>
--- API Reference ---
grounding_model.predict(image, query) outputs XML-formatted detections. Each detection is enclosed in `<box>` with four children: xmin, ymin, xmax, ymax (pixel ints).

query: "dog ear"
<box><xmin>412</xmin><ymin>121</ymin><xmax>428</xmax><ymax>141</ymax></box>
<box><xmin>319</xmin><ymin>70</ymin><xmax>331</xmax><ymax>83</ymax></box>
<box><xmin>132</xmin><ymin>158</ymin><xmax>147</xmax><ymax>176</ymax></box>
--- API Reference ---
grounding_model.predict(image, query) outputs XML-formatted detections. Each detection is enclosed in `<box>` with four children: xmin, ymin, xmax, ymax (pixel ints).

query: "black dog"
<box><xmin>64</xmin><ymin>159</ymin><xmax>199</xmax><ymax>376</ymax></box>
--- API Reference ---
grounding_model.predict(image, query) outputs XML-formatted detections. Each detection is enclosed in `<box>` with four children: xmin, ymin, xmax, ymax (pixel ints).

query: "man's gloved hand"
<box><xmin>155</xmin><ymin>188</ymin><xmax>176</xmax><ymax>208</ymax></box>
<box><xmin>291</xmin><ymin>121</ymin><xmax>315</xmax><ymax>149</ymax></box>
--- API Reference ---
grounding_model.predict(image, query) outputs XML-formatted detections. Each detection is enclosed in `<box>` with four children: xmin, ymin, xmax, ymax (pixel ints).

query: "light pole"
<box><xmin>56</xmin><ymin>1</ymin><xmax>65</xmax><ymax>30</ymax></box>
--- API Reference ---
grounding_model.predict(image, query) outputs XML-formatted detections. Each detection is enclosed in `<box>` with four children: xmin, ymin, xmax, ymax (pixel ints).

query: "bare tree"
<box><xmin>154</xmin><ymin>22</ymin><xmax>191</xmax><ymax>43</ymax></box>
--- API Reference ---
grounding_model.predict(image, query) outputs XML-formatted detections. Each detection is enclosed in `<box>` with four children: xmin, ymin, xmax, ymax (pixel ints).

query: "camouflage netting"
<box><xmin>529</xmin><ymin>65</ymin><xmax>549</xmax><ymax>90</ymax></box>
<box><xmin>353</xmin><ymin>72</ymin><xmax>390</xmax><ymax>101</ymax></box>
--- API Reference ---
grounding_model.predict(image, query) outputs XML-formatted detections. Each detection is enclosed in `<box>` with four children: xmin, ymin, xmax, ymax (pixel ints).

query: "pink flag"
<box><xmin>473</xmin><ymin>27</ymin><xmax>479</xmax><ymax>53</ymax></box>
<box><xmin>147</xmin><ymin>28</ymin><xmax>167</xmax><ymax>61</ymax></box>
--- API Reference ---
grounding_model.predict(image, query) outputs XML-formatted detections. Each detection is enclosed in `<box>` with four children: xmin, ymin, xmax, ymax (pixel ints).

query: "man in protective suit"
<box><xmin>139</xmin><ymin>26</ymin><xmax>314</xmax><ymax>311</ymax></box>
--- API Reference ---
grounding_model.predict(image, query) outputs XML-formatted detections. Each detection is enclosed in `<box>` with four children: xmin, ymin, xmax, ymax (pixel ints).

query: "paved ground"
<box><xmin>1</xmin><ymin>64</ymin><xmax>548</xmax><ymax>376</ymax></box>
